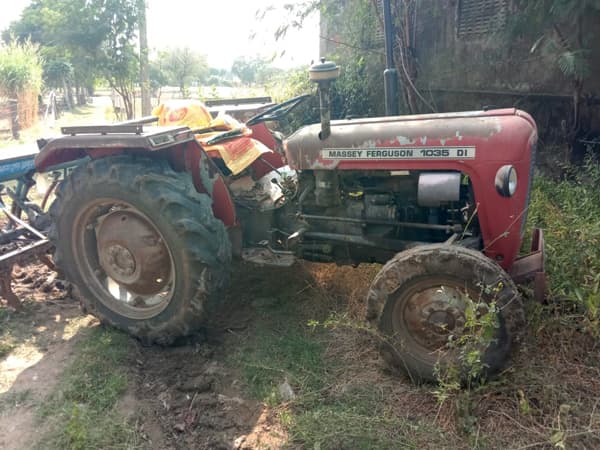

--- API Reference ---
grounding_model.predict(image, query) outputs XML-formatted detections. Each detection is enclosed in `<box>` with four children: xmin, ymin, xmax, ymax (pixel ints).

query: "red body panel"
<box><xmin>284</xmin><ymin>109</ymin><xmax>538</xmax><ymax>270</ymax></box>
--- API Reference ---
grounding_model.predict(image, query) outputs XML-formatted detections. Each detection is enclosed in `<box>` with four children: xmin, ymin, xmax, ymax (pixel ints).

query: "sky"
<box><xmin>0</xmin><ymin>0</ymin><xmax>320</xmax><ymax>69</ymax></box>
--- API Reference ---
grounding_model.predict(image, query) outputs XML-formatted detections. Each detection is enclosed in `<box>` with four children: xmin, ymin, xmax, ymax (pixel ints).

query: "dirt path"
<box><xmin>0</xmin><ymin>263</ymin><xmax>286</xmax><ymax>450</ymax></box>
<box><xmin>0</xmin><ymin>264</ymin><xmax>95</xmax><ymax>450</ymax></box>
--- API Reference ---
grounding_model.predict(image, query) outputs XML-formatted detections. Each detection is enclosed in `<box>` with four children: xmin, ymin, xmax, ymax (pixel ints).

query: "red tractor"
<box><xmin>35</xmin><ymin>61</ymin><xmax>544</xmax><ymax>382</ymax></box>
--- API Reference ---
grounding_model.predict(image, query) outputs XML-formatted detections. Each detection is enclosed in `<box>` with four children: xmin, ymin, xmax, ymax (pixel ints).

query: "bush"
<box><xmin>0</xmin><ymin>40</ymin><xmax>43</xmax><ymax>98</ymax></box>
<box><xmin>0</xmin><ymin>40</ymin><xmax>43</xmax><ymax>131</ymax></box>
<box><xmin>528</xmin><ymin>155</ymin><xmax>600</xmax><ymax>333</ymax></box>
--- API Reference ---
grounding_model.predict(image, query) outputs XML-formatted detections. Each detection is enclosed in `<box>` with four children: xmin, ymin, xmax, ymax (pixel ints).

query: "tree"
<box><xmin>4</xmin><ymin>0</ymin><xmax>140</xmax><ymax>117</ymax></box>
<box><xmin>149</xmin><ymin>58</ymin><xmax>169</xmax><ymax>104</ymax></box>
<box><xmin>161</xmin><ymin>47</ymin><xmax>208</xmax><ymax>98</ymax></box>
<box><xmin>231</xmin><ymin>56</ymin><xmax>282</xmax><ymax>86</ymax></box>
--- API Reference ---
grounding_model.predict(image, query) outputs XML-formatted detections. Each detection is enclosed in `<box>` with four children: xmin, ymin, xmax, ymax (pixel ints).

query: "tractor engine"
<box><xmin>285</xmin><ymin>169</ymin><xmax>476</xmax><ymax>265</ymax></box>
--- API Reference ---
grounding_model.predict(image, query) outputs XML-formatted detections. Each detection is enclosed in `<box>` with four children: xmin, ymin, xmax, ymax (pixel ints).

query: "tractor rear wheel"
<box><xmin>49</xmin><ymin>156</ymin><xmax>231</xmax><ymax>344</ymax></box>
<box><xmin>367</xmin><ymin>244</ymin><xmax>524</xmax><ymax>383</ymax></box>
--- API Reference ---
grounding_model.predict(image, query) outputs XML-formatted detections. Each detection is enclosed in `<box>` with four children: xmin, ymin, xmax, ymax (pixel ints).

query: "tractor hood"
<box><xmin>284</xmin><ymin>108</ymin><xmax>537</xmax><ymax>171</ymax></box>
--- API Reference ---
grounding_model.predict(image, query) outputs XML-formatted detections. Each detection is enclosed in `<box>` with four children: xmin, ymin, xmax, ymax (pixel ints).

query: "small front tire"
<box><xmin>367</xmin><ymin>244</ymin><xmax>524</xmax><ymax>383</ymax></box>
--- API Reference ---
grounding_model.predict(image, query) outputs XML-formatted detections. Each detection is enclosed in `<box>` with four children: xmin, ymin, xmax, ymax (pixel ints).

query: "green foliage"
<box><xmin>429</xmin><ymin>287</ymin><xmax>503</xmax><ymax>438</ymax></box>
<box><xmin>43</xmin><ymin>58</ymin><xmax>73</xmax><ymax>89</ymax></box>
<box><xmin>5</xmin><ymin>0</ymin><xmax>140</xmax><ymax>114</ymax></box>
<box><xmin>231</xmin><ymin>56</ymin><xmax>283</xmax><ymax>86</ymax></box>
<box><xmin>233</xmin><ymin>324</ymin><xmax>326</xmax><ymax>406</ymax></box>
<box><xmin>0</xmin><ymin>341</ymin><xmax>15</xmax><ymax>359</ymax></box>
<box><xmin>324</xmin><ymin>0</ymin><xmax>385</xmax><ymax>118</ymax></box>
<box><xmin>331</xmin><ymin>56</ymin><xmax>384</xmax><ymax>119</ymax></box>
<box><xmin>0</xmin><ymin>40</ymin><xmax>43</xmax><ymax>98</ymax></box>
<box><xmin>512</xmin><ymin>0</ymin><xmax>600</xmax><ymax>84</ymax></box>
<box><xmin>527</xmin><ymin>155</ymin><xmax>600</xmax><ymax>333</ymax></box>
<box><xmin>38</xmin><ymin>327</ymin><xmax>140</xmax><ymax>449</ymax></box>
<box><xmin>160</xmin><ymin>47</ymin><xmax>209</xmax><ymax>96</ymax></box>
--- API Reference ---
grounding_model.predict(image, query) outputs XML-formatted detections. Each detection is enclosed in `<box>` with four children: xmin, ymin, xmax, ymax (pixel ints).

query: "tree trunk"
<box><xmin>138</xmin><ymin>0</ymin><xmax>152</xmax><ymax>115</ymax></box>
<box><xmin>76</xmin><ymin>85</ymin><xmax>86</xmax><ymax>106</ymax></box>
<box><xmin>63</xmin><ymin>79</ymin><xmax>73</xmax><ymax>110</ymax></box>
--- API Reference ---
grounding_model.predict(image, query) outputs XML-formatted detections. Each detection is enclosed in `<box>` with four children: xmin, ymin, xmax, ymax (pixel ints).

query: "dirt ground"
<box><xmin>0</xmin><ymin>263</ymin><xmax>287</xmax><ymax>450</ymax></box>
<box><xmin>1</xmin><ymin>261</ymin><xmax>599</xmax><ymax>450</ymax></box>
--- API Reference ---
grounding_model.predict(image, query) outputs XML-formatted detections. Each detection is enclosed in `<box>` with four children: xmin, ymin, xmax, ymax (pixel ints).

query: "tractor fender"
<box><xmin>34</xmin><ymin>131</ymin><xmax>236</xmax><ymax>228</ymax></box>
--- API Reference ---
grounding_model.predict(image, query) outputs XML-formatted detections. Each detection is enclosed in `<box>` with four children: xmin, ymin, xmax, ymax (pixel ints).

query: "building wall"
<box><xmin>319</xmin><ymin>0</ymin><xmax>600</xmax><ymax>162</ymax></box>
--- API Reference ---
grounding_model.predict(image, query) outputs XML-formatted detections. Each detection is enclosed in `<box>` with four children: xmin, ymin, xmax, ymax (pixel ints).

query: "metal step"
<box><xmin>241</xmin><ymin>247</ymin><xmax>296</xmax><ymax>267</ymax></box>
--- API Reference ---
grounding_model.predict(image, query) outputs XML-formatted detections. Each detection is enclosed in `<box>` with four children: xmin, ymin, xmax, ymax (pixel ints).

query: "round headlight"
<box><xmin>495</xmin><ymin>165</ymin><xmax>518</xmax><ymax>197</ymax></box>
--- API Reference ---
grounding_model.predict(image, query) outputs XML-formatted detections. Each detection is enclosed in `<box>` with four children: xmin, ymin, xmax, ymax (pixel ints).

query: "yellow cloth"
<box><xmin>152</xmin><ymin>101</ymin><xmax>266</xmax><ymax>175</ymax></box>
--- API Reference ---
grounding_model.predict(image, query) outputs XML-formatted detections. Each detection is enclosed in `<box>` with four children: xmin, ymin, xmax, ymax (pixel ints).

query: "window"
<box><xmin>457</xmin><ymin>0</ymin><xmax>509</xmax><ymax>37</ymax></box>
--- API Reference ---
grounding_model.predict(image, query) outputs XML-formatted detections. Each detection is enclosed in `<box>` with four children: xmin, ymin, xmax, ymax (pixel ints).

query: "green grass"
<box><xmin>229</xmin><ymin>293</ymin><xmax>437</xmax><ymax>450</ymax></box>
<box><xmin>36</xmin><ymin>326</ymin><xmax>141</xmax><ymax>450</ymax></box>
<box><xmin>527</xmin><ymin>155</ymin><xmax>600</xmax><ymax>332</ymax></box>
<box><xmin>0</xmin><ymin>389</ymin><xmax>31</xmax><ymax>414</ymax></box>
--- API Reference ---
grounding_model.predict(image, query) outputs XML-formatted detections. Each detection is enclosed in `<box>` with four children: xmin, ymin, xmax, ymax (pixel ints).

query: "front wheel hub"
<box><xmin>96</xmin><ymin>209</ymin><xmax>171</xmax><ymax>295</ymax></box>
<box><xmin>400</xmin><ymin>285</ymin><xmax>468</xmax><ymax>350</ymax></box>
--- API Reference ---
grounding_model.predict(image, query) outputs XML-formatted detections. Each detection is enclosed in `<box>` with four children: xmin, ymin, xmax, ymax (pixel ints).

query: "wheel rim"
<box><xmin>391</xmin><ymin>276</ymin><xmax>482</xmax><ymax>358</ymax></box>
<box><xmin>72</xmin><ymin>198</ymin><xmax>176</xmax><ymax>320</ymax></box>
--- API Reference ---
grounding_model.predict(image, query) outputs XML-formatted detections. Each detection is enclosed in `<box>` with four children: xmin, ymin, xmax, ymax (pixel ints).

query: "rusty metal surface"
<box><xmin>35</xmin><ymin>126</ymin><xmax>195</xmax><ymax>171</ymax></box>
<box><xmin>0</xmin><ymin>176</ymin><xmax>61</xmax><ymax>310</ymax></box>
<box><xmin>96</xmin><ymin>209</ymin><xmax>171</xmax><ymax>296</ymax></box>
<box><xmin>392</xmin><ymin>276</ymin><xmax>472</xmax><ymax>353</ymax></box>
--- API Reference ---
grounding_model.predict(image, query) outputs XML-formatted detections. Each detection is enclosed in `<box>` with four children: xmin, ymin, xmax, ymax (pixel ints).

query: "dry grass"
<box><xmin>290</xmin><ymin>260</ymin><xmax>600</xmax><ymax>449</ymax></box>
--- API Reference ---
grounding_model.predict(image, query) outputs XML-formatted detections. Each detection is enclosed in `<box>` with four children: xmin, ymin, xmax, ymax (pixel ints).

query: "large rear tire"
<box><xmin>49</xmin><ymin>156</ymin><xmax>231</xmax><ymax>344</ymax></box>
<box><xmin>367</xmin><ymin>244</ymin><xmax>525</xmax><ymax>383</ymax></box>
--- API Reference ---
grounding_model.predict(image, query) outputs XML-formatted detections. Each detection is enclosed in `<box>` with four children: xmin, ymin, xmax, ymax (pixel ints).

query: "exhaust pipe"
<box><xmin>309</xmin><ymin>59</ymin><xmax>340</xmax><ymax>140</ymax></box>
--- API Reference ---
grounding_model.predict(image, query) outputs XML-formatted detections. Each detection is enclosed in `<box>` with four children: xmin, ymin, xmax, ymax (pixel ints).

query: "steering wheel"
<box><xmin>246</xmin><ymin>94</ymin><xmax>311</xmax><ymax>126</ymax></box>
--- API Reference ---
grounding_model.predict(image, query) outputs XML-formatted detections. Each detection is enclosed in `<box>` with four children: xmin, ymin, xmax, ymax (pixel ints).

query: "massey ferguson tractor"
<box><xmin>34</xmin><ymin>61</ymin><xmax>545</xmax><ymax>383</ymax></box>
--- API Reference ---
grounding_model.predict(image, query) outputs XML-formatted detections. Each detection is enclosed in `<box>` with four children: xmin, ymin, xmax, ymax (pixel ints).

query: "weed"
<box><xmin>429</xmin><ymin>283</ymin><xmax>503</xmax><ymax>440</ymax></box>
<box><xmin>527</xmin><ymin>153</ymin><xmax>600</xmax><ymax>333</ymax></box>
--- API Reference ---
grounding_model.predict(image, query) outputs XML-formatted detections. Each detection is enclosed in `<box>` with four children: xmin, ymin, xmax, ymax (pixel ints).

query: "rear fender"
<box><xmin>180</xmin><ymin>140</ymin><xmax>236</xmax><ymax>227</ymax></box>
<box><xmin>35</xmin><ymin>134</ymin><xmax>236</xmax><ymax>227</ymax></box>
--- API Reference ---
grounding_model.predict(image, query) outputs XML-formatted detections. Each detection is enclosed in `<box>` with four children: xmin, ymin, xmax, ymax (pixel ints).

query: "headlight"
<box><xmin>495</xmin><ymin>165</ymin><xmax>518</xmax><ymax>197</ymax></box>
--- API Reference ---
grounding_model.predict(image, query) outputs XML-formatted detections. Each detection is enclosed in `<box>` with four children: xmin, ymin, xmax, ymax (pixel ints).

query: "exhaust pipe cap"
<box><xmin>309</xmin><ymin>58</ymin><xmax>340</xmax><ymax>83</ymax></box>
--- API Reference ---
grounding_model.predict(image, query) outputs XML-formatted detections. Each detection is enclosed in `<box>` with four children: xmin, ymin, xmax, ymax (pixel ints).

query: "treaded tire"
<box><xmin>49</xmin><ymin>155</ymin><xmax>231</xmax><ymax>344</ymax></box>
<box><xmin>366</xmin><ymin>244</ymin><xmax>525</xmax><ymax>383</ymax></box>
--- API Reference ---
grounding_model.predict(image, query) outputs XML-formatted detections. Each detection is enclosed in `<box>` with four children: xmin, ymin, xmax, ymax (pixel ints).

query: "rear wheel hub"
<box><xmin>96</xmin><ymin>209</ymin><xmax>171</xmax><ymax>296</ymax></box>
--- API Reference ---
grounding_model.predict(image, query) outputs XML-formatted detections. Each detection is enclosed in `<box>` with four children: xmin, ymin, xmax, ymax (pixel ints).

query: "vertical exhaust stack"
<box><xmin>309</xmin><ymin>59</ymin><xmax>340</xmax><ymax>140</ymax></box>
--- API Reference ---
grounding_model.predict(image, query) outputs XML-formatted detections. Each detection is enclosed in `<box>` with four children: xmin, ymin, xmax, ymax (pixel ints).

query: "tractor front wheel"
<box><xmin>367</xmin><ymin>244</ymin><xmax>524</xmax><ymax>383</ymax></box>
<box><xmin>49</xmin><ymin>156</ymin><xmax>231</xmax><ymax>344</ymax></box>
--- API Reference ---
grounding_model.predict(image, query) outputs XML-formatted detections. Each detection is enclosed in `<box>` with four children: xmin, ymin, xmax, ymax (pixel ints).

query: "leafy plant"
<box><xmin>0</xmin><ymin>39</ymin><xmax>43</xmax><ymax>98</ymax></box>
<box><xmin>527</xmin><ymin>153</ymin><xmax>600</xmax><ymax>333</ymax></box>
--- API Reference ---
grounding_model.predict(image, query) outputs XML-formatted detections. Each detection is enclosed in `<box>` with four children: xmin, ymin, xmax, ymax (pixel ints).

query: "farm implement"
<box><xmin>0</xmin><ymin>144</ymin><xmax>77</xmax><ymax>310</ymax></box>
